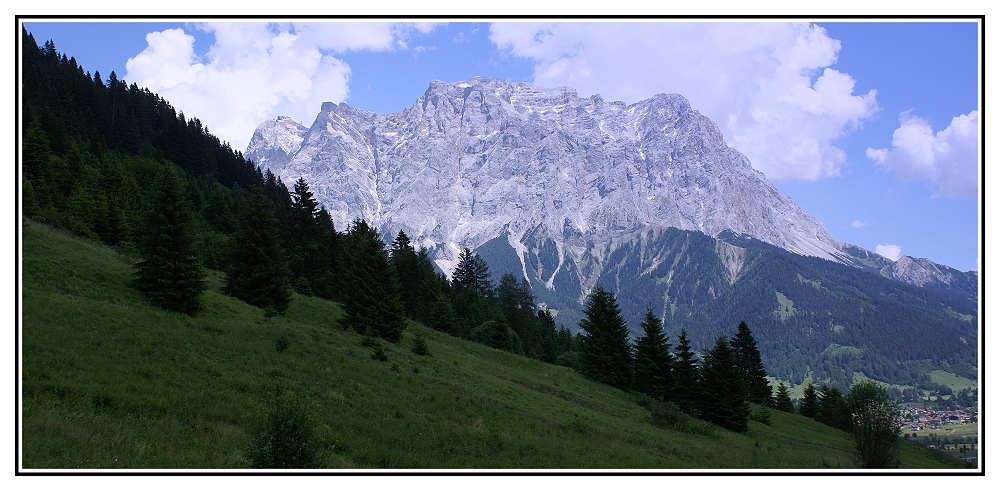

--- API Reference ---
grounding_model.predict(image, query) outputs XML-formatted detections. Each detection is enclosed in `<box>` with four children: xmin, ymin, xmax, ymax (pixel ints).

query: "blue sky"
<box><xmin>20</xmin><ymin>18</ymin><xmax>982</xmax><ymax>272</ymax></box>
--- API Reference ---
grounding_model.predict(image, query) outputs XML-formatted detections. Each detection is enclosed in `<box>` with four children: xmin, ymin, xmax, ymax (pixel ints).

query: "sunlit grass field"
<box><xmin>20</xmin><ymin>219</ymin><xmax>971</xmax><ymax>470</ymax></box>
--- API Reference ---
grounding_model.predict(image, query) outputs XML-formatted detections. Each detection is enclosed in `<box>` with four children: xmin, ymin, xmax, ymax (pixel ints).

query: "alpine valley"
<box><xmin>248</xmin><ymin>77</ymin><xmax>978</xmax><ymax>389</ymax></box>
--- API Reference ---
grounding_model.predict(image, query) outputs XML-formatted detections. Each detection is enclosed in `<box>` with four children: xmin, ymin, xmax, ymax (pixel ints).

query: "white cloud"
<box><xmin>851</xmin><ymin>219</ymin><xmax>868</xmax><ymax>228</ymax></box>
<box><xmin>489</xmin><ymin>21</ymin><xmax>878</xmax><ymax>182</ymax></box>
<box><xmin>125</xmin><ymin>22</ymin><xmax>437</xmax><ymax>152</ymax></box>
<box><xmin>867</xmin><ymin>110</ymin><xmax>979</xmax><ymax>199</ymax></box>
<box><xmin>875</xmin><ymin>244</ymin><xmax>902</xmax><ymax>261</ymax></box>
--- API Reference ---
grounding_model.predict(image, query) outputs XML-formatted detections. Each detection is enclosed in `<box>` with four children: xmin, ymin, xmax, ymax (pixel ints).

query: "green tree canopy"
<box><xmin>223</xmin><ymin>187</ymin><xmax>292</xmax><ymax>315</ymax></box>
<box><xmin>343</xmin><ymin>219</ymin><xmax>406</xmax><ymax>343</ymax></box>
<box><xmin>671</xmin><ymin>328</ymin><xmax>700</xmax><ymax>414</ymax></box>
<box><xmin>698</xmin><ymin>335</ymin><xmax>750</xmax><ymax>432</ymax></box>
<box><xmin>633</xmin><ymin>308</ymin><xmax>673</xmax><ymax>400</ymax></box>
<box><xmin>774</xmin><ymin>382</ymin><xmax>795</xmax><ymax>413</ymax></box>
<box><xmin>730</xmin><ymin>321</ymin><xmax>773</xmax><ymax>405</ymax></box>
<box><xmin>578</xmin><ymin>286</ymin><xmax>633</xmax><ymax>391</ymax></box>
<box><xmin>133</xmin><ymin>167</ymin><xmax>206</xmax><ymax>315</ymax></box>
<box><xmin>847</xmin><ymin>380</ymin><xmax>902</xmax><ymax>468</ymax></box>
<box><xmin>800</xmin><ymin>381</ymin><xmax>819</xmax><ymax>418</ymax></box>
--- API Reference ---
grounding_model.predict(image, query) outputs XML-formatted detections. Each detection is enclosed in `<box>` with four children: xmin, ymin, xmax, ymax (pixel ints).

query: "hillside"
<box><xmin>20</xmin><ymin>219</ymin><xmax>969</xmax><ymax>470</ymax></box>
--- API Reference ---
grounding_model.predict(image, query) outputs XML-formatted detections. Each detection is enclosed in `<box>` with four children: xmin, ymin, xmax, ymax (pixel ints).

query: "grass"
<box><xmin>19</xmin><ymin>219</ymin><xmax>974</xmax><ymax>470</ymax></box>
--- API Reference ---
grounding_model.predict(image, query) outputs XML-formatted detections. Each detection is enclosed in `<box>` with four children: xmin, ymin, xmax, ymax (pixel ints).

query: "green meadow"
<box><xmin>20</xmin><ymin>220</ymin><xmax>970</xmax><ymax>470</ymax></box>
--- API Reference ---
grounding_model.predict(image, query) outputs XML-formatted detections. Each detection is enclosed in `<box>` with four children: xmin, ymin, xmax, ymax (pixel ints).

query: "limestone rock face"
<box><xmin>247</xmin><ymin>77</ymin><xmax>850</xmax><ymax>276</ymax></box>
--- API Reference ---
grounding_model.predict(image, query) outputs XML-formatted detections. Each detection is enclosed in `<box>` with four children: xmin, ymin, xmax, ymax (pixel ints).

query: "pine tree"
<box><xmin>451</xmin><ymin>247</ymin><xmax>493</xmax><ymax>297</ymax></box>
<box><xmin>133</xmin><ymin>167</ymin><xmax>206</xmax><ymax>315</ymax></box>
<box><xmin>730</xmin><ymin>321</ymin><xmax>773</xmax><ymax>405</ymax></box>
<box><xmin>671</xmin><ymin>328</ymin><xmax>700</xmax><ymax>414</ymax></box>
<box><xmin>633</xmin><ymin>308</ymin><xmax>673</xmax><ymax>400</ymax></box>
<box><xmin>698</xmin><ymin>335</ymin><xmax>750</xmax><ymax>432</ymax></box>
<box><xmin>224</xmin><ymin>187</ymin><xmax>292</xmax><ymax>315</ymax></box>
<box><xmin>774</xmin><ymin>382</ymin><xmax>794</xmax><ymax>413</ymax></box>
<box><xmin>817</xmin><ymin>385</ymin><xmax>852</xmax><ymax>430</ymax></box>
<box><xmin>343</xmin><ymin>219</ymin><xmax>406</xmax><ymax>342</ymax></box>
<box><xmin>800</xmin><ymin>381</ymin><xmax>820</xmax><ymax>418</ymax></box>
<box><xmin>578</xmin><ymin>286</ymin><xmax>633</xmax><ymax>391</ymax></box>
<box><xmin>390</xmin><ymin>230</ymin><xmax>420</xmax><ymax>318</ymax></box>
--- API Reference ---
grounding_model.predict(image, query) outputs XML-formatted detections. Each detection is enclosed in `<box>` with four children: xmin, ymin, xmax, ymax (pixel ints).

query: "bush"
<box><xmin>246</xmin><ymin>388</ymin><xmax>321</xmax><ymax>469</ymax></box>
<box><xmin>412</xmin><ymin>332</ymin><xmax>430</xmax><ymax>356</ymax></box>
<box><xmin>275</xmin><ymin>333</ymin><xmax>289</xmax><ymax>352</ymax></box>
<box><xmin>750</xmin><ymin>406</ymin><xmax>772</xmax><ymax>426</ymax></box>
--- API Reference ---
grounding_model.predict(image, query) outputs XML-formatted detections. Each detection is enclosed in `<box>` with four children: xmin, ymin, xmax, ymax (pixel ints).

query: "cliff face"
<box><xmin>247</xmin><ymin>76</ymin><xmax>848</xmax><ymax>277</ymax></box>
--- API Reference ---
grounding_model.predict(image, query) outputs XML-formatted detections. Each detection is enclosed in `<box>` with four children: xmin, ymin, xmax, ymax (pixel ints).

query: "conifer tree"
<box><xmin>133</xmin><ymin>167</ymin><xmax>206</xmax><ymax>315</ymax></box>
<box><xmin>451</xmin><ymin>247</ymin><xmax>493</xmax><ymax>297</ymax></box>
<box><xmin>578</xmin><ymin>286</ymin><xmax>633</xmax><ymax>391</ymax></box>
<box><xmin>730</xmin><ymin>321</ymin><xmax>773</xmax><ymax>405</ymax></box>
<box><xmin>817</xmin><ymin>385</ymin><xmax>852</xmax><ymax>430</ymax></box>
<box><xmin>699</xmin><ymin>335</ymin><xmax>750</xmax><ymax>432</ymax></box>
<box><xmin>671</xmin><ymin>328</ymin><xmax>700</xmax><ymax>414</ymax></box>
<box><xmin>774</xmin><ymin>382</ymin><xmax>794</xmax><ymax>413</ymax></box>
<box><xmin>800</xmin><ymin>381</ymin><xmax>820</xmax><ymax>418</ymax></box>
<box><xmin>224</xmin><ymin>187</ymin><xmax>292</xmax><ymax>314</ymax></box>
<box><xmin>343</xmin><ymin>219</ymin><xmax>406</xmax><ymax>342</ymax></box>
<box><xmin>390</xmin><ymin>230</ymin><xmax>420</xmax><ymax>318</ymax></box>
<box><xmin>633</xmin><ymin>308</ymin><xmax>673</xmax><ymax>400</ymax></box>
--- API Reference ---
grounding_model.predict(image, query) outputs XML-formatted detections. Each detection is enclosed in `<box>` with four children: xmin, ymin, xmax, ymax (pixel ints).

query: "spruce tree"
<box><xmin>800</xmin><ymin>381</ymin><xmax>820</xmax><ymax>418</ymax></box>
<box><xmin>343</xmin><ymin>219</ymin><xmax>406</xmax><ymax>342</ymax></box>
<box><xmin>698</xmin><ymin>335</ymin><xmax>750</xmax><ymax>432</ymax></box>
<box><xmin>730</xmin><ymin>321</ymin><xmax>773</xmax><ymax>405</ymax></box>
<box><xmin>633</xmin><ymin>308</ymin><xmax>673</xmax><ymax>400</ymax></box>
<box><xmin>671</xmin><ymin>328</ymin><xmax>700</xmax><ymax>414</ymax></box>
<box><xmin>774</xmin><ymin>382</ymin><xmax>794</xmax><ymax>413</ymax></box>
<box><xmin>133</xmin><ymin>167</ymin><xmax>206</xmax><ymax>315</ymax></box>
<box><xmin>390</xmin><ymin>230</ymin><xmax>420</xmax><ymax>318</ymax></box>
<box><xmin>224</xmin><ymin>187</ymin><xmax>292</xmax><ymax>314</ymax></box>
<box><xmin>451</xmin><ymin>247</ymin><xmax>493</xmax><ymax>297</ymax></box>
<box><xmin>578</xmin><ymin>286</ymin><xmax>633</xmax><ymax>391</ymax></box>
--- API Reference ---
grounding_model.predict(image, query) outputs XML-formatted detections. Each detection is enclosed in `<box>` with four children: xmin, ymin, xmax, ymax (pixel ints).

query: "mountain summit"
<box><xmin>247</xmin><ymin>77</ymin><xmax>851</xmax><ymax>274</ymax></box>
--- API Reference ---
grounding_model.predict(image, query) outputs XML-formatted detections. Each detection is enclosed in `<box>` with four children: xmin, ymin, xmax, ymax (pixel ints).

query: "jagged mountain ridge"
<box><xmin>247</xmin><ymin>76</ymin><xmax>854</xmax><ymax>278</ymax></box>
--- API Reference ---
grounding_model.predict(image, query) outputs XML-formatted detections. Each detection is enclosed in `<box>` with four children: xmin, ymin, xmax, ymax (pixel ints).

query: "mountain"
<box><xmin>246</xmin><ymin>77</ymin><xmax>978</xmax><ymax>387</ymax></box>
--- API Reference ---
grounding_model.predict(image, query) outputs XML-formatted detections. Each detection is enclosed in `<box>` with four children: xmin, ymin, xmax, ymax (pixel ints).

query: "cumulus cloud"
<box><xmin>866</xmin><ymin>110</ymin><xmax>979</xmax><ymax>199</ymax></box>
<box><xmin>851</xmin><ymin>219</ymin><xmax>868</xmax><ymax>228</ymax></box>
<box><xmin>489</xmin><ymin>22</ymin><xmax>878</xmax><ymax>182</ymax></box>
<box><xmin>875</xmin><ymin>244</ymin><xmax>902</xmax><ymax>261</ymax></box>
<box><xmin>125</xmin><ymin>22</ymin><xmax>438</xmax><ymax>151</ymax></box>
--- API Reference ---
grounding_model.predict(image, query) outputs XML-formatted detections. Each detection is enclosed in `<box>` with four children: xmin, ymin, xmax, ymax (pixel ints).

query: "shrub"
<box><xmin>246</xmin><ymin>388</ymin><xmax>321</xmax><ymax>469</ymax></box>
<box><xmin>750</xmin><ymin>406</ymin><xmax>772</xmax><ymax>426</ymax></box>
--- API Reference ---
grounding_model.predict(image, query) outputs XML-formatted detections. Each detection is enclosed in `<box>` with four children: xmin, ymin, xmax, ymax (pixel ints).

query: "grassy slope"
<box><xmin>20</xmin><ymin>220</ymin><xmax>969</xmax><ymax>470</ymax></box>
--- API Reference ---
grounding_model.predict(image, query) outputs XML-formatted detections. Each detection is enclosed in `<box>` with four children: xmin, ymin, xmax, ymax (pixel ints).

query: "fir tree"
<box><xmin>671</xmin><ymin>328</ymin><xmax>700</xmax><ymax>414</ymax></box>
<box><xmin>451</xmin><ymin>248</ymin><xmax>493</xmax><ymax>297</ymax></box>
<box><xmin>343</xmin><ymin>219</ymin><xmax>406</xmax><ymax>342</ymax></box>
<box><xmin>817</xmin><ymin>385</ymin><xmax>852</xmax><ymax>430</ymax></box>
<box><xmin>390</xmin><ymin>230</ymin><xmax>420</xmax><ymax>318</ymax></box>
<box><xmin>133</xmin><ymin>167</ymin><xmax>206</xmax><ymax>315</ymax></box>
<box><xmin>730</xmin><ymin>321</ymin><xmax>773</xmax><ymax>405</ymax></box>
<box><xmin>698</xmin><ymin>335</ymin><xmax>750</xmax><ymax>432</ymax></box>
<box><xmin>224</xmin><ymin>187</ymin><xmax>292</xmax><ymax>314</ymax></box>
<box><xmin>633</xmin><ymin>308</ymin><xmax>673</xmax><ymax>400</ymax></box>
<box><xmin>800</xmin><ymin>381</ymin><xmax>820</xmax><ymax>418</ymax></box>
<box><xmin>774</xmin><ymin>382</ymin><xmax>794</xmax><ymax>413</ymax></box>
<box><xmin>578</xmin><ymin>286</ymin><xmax>633</xmax><ymax>391</ymax></box>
